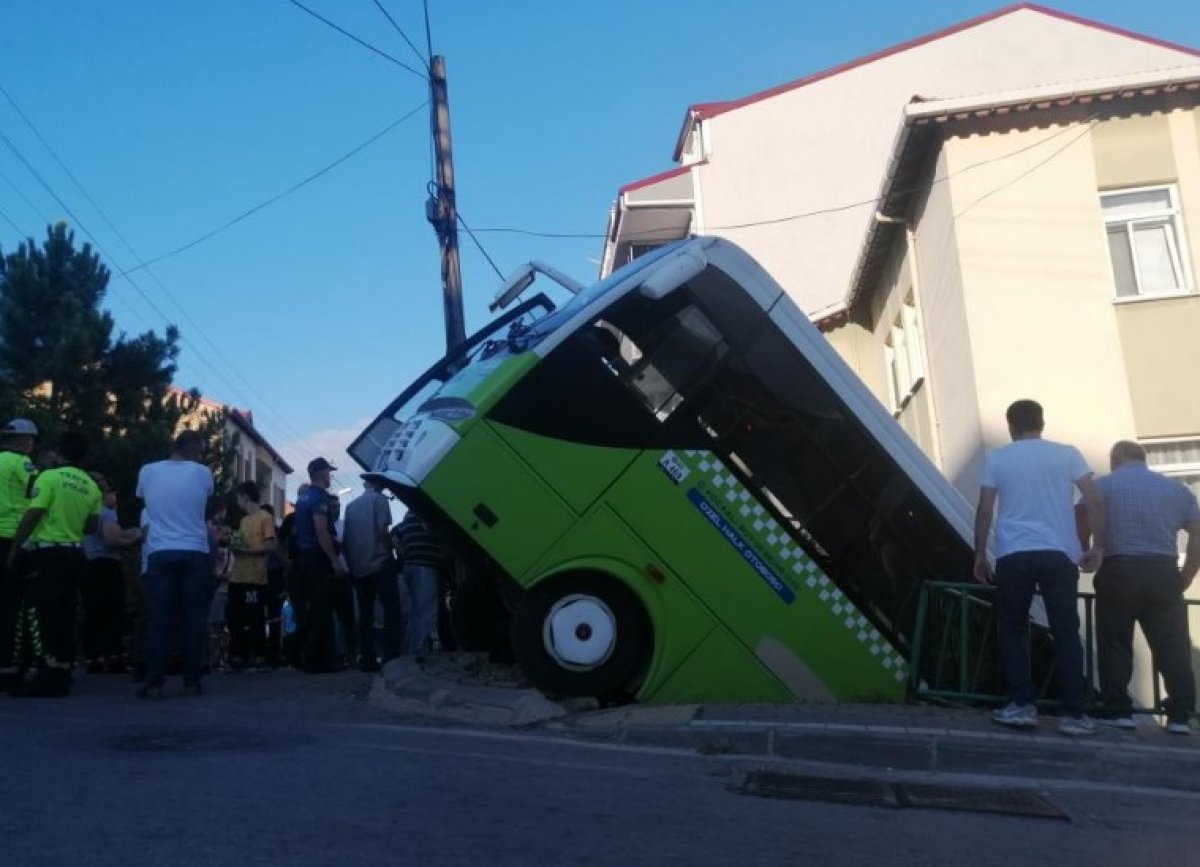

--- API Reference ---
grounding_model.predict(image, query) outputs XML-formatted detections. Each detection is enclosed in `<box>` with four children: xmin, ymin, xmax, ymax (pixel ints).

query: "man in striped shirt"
<box><xmin>393</xmin><ymin>511</ymin><xmax>444</xmax><ymax>654</ymax></box>
<box><xmin>1094</xmin><ymin>440</ymin><xmax>1200</xmax><ymax>735</ymax></box>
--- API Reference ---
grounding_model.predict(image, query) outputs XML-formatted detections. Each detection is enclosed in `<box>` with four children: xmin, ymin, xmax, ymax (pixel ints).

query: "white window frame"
<box><xmin>1101</xmin><ymin>183</ymin><xmax>1195</xmax><ymax>302</ymax></box>
<box><xmin>883</xmin><ymin>295</ymin><xmax>926</xmax><ymax>414</ymax></box>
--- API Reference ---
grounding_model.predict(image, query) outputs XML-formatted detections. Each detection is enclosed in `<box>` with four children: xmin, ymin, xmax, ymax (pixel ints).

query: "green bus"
<box><xmin>351</xmin><ymin>237</ymin><xmax>988</xmax><ymax>703</ymax></box>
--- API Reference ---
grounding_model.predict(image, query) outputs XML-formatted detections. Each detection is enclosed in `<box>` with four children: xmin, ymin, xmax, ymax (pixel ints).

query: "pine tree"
<box><xmin>0</xmin><ymin>223</ymin><xmax>232</xmax><ymax>517</ymax></box>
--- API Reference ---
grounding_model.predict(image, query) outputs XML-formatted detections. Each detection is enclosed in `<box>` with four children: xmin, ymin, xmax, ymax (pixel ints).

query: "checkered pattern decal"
<box><xmin>673</xmin><ymin>449</ymin><xmax>908</xmax><ymax>682</ymax></box>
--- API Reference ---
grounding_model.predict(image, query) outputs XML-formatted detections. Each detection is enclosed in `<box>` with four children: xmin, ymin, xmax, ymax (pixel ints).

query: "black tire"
<box><xmin>511</xmin><ymin>572</ymin><xmax>652</xmax><ymax>699</ymax></box>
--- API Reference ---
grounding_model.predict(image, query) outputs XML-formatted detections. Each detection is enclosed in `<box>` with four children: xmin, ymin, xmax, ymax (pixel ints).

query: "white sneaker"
<box><xmin>1098</xmin><ymin>716</ymin><xmax>1136</xmax><ymax>730</ymax></box>
<box><xmin>991</xmin><ymin>703</ymin><xmax>1038</xmax><ymax>728</ymax></box>
<box><xmin>1166</xmin><ymin>720</ymin><xmax>1193</xmax><ymax>736</ymax></box>
<box><xmin>1059</xmin><ymin>715</ymin><xmax>1097</xmax><ymax>737</ymax></box>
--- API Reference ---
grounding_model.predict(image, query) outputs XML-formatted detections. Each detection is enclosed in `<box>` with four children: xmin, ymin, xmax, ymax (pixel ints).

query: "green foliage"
<box><xmin>0</xmin><ymin>223</ymin><xmax>235</xmax><ymax>521</ymax></box>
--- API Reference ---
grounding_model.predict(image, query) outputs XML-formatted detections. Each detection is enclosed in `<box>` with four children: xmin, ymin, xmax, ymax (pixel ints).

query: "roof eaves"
<box><xmin>669</xmin><ymin>3</ymin><xmax>1199</xmax><ymax>161</ymax></box>
<box><xmin>618</xmin><ymin>164</ymin><xmax>692</xmax><ymax>196</ymax></box>
<box><xmin>846</xmin><ymin>66</ymin><xmax>1200</xmax><ymax>315</ymax></box>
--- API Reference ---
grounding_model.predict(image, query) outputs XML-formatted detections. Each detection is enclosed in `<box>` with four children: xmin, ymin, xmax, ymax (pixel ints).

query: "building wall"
<box><xmin>908</xmin><ymin>148</ymin><xmax>982</xmax><ymax>494</ymax></box>
<box><xmin>690</xmin><ymin>9</ymin><xmax>1197</xmax><ymax>315</ymax></box>
<box><xmin>946</xmin><ymin>105</ymin><xmax>1200</xmax><ymax>708</ymax></box>
<box><xmin>942</xmin><ymin>112</ymin><xmax>1139</xmax><ymax>478</ymax></box>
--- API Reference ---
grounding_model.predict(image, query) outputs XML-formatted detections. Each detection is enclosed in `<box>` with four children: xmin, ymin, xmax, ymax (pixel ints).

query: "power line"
<box><xmin>0</xmin><ymin>82</ymin><xmax>328</xmax><ymax>453</ymax></box>
<box><xmin>466</xmin><ymin>120</ymin><xmax>1099</xmax><ymax>242</ymax></box>
<box><xmin>0</xmin><ymin>125</ymin><xmax>310</xmax><ymax>451</ymax></box>
<box><xmin>284</xmin><ymin>0</ymin><xmax>427</xmax><ymax>80</ymax></box>
<box><xmin>0</xmin><ymin>163</ymin><xmax>52</xmax><ymax>225</ymax></box>
<box><xmin>953</xmin><ymin>120</ymin><xmax>1099</xmax><ymax>219</ymax></box>
<box><xmin>371</xmin><ymin>0</ymin><xmax>429</xmax><ymax>67</ymax></box>
<box><xmin>457</xmin><ymin>212</ymin><xmax>505</xmax><ymax>280</ymax></box>
<box><xmin>124</xmin><ymin>100</ymin><xmax>428</xmax><ymax>275</ymax></box>
<box><xmin>0</xmin><ymin>204</ymin><xmax>23</xmax><ymax>236</ymax></box>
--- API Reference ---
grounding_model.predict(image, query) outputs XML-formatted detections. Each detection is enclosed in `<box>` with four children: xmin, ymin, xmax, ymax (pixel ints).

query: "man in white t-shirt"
<box><xmin>974</xmin><ymin>399</ymin><xmax>1105</xmax><ymax>735</ymax></box>
<box><xmin>135</xmin><ymin>430</ymin><xmax>214</xmax><ymax>698</ymax></box>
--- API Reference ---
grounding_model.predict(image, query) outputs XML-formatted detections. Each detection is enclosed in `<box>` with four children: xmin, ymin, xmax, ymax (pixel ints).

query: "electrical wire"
<box><xmin>125</xmin><ymin>100</ymin><xmax>428</xmax><ymax>275</ymax></box>
<box><xmin>953</xmin><ymin>120</ymin><xmax>1099</xmax><ymax>219</ymax></box>
<box><xmin>0</xmin><ymin>125</ymin><xmax>313</xmax><ymax>452</ymax></box>
<box><xmin>0</xmin><ymin>204</ymin><xmax>23</xmax><ymax>236</ymax></box>
<box><xmin>465</xmin><ymin>119</ymin><xmax>1100</xmax><ymax>242</ymax></box>
<box><xmin>0</xmin><ymin>163</ymin><xmax>52</xmax><ymax>225</ymax></box>
<box><xmin>457</xmin><ymin>212</ymin><xmax>505</xmax><ymax>280</ymax></box>
<box><xmin>284</xmin><ymin>0</ymin><xmax>427</xmax><ymax>79</ymax></box>
<box><xmin>370</xmin><ymin>0</ymin><xmax>429</xmax><ymax>67</ymax></box>
<box><xmin>0</xmin><ymin>82</ymin><xmax>331</xmax><ymax>453</ymax></box>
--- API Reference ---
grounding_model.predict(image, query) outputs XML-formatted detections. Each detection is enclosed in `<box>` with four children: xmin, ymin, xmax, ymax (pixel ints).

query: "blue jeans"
<box><xmin>995</xmin><ymin>550</ymin><xmax>1085</xmax><ymax>714</ymax></box>
<box><xmin>146</xmin><ymin>551</ymin><xmax>212</xmax><ymax>687</ymax></box>
<box><xmin>404</xmin><ymin>565</ymin><xmax>441</xmax><ymax>654</ymax></box>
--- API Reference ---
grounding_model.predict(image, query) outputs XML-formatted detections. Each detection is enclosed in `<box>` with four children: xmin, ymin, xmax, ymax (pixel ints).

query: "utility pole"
<box><xmin>427</xmin><ymin>55</ymin><xmax>466</xmax><ymax>352</ymax></box>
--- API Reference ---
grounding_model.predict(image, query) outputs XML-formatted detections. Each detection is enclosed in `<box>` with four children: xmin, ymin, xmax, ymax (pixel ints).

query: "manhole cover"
<box><xmin>736</xmin><ymin>771</ymin><xmax>1067</xmax><ymax>821</ymax></box>
<box><xmin>99</xmin><ymin>727</ymin><xmax>269</xmax><ymax>753</ymax></box>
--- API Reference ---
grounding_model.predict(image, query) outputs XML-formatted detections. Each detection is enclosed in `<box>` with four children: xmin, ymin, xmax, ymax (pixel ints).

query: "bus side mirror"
<box><xmin>639</xmin><ymin>249</ymin><xmax>708</xmax><ymax>300</ymax></box>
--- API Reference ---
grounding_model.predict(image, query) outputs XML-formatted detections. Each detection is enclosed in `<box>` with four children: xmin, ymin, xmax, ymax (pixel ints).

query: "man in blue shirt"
<box><xmin>1093</xmin><ymin>441</ymin><xmax>1200</xmax><ymax>734</ymax></box>
<box><xmin>290</xmin><ymin>457</ymin><xmax>345</xmax><ymax>672</ymax></box>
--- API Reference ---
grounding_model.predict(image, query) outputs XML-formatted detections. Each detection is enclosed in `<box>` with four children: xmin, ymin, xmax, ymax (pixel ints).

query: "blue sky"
<box><xmin>1</xmin><ymin>1</ymin><xmax>1197</xmax><ymax>496</ymax></box>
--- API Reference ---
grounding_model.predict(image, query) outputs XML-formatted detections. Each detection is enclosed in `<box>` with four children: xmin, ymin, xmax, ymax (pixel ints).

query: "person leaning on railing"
<box><xmin>1085</xmin><ymin>440</ymin><xmax>1200</xmax><ymax>735</ymax></box>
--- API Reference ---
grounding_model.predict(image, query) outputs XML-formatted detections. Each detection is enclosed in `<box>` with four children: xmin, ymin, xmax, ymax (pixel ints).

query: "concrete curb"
<box><xmin>370</xmin><ymin>657</ymin><xmax>568</xmax><ymax>727</ymax></box>
<box><xmin>546</xmin><ymin>714</ymin><xmax>1200</xmax><ymax>793</ymax></box>
<box><xmin>369</xmin><ymin>656</ymin><xmax>1200</xmax><ymax>792</ymax></box>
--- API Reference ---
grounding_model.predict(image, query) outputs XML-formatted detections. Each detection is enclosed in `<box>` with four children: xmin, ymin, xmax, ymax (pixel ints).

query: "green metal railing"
<box><xmin>908</xmin><ymin>581</ymin><xmax>1200</xmax><ymax>715</ymax></box>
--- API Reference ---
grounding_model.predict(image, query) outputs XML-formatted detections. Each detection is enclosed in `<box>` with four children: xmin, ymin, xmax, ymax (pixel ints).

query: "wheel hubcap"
<box><xmin>543</xmin><ymin>595</ymin><xmax>617</xmax><ymax>670</ymax></box>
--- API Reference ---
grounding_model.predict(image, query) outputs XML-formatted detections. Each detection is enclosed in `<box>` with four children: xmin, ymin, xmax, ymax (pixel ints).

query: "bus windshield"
<box><xmin>348</xmin><ymin>293</ymin><xmax>554</xmax><ymax>474</ymax></box>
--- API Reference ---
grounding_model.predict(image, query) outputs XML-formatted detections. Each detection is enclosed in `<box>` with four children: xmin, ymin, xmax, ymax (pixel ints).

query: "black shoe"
<box><xmin>359</xmin><ymin>659</ymin><xmax>381</xmax><ymax>674</ymax></box>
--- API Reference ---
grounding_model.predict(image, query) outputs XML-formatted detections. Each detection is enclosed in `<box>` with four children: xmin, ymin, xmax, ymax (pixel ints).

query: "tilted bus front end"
<box><xmin>351</xmin><ymin>239</ymin><xmax>1053</xmax><ymax>705</ymax></box>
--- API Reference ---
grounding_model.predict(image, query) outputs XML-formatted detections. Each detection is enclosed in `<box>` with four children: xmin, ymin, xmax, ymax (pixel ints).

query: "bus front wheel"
<box><xmin>511</xmin><ymin>572</ymin><xmax>651</xmax><ymax>700</ymax></box>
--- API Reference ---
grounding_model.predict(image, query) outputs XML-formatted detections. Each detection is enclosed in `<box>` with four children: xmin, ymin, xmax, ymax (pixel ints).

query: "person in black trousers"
<box><xmin>1090</xmin><ymin>440</ymin><xmax>1200</xmax><ymax>735</ymax></box>
<box><xmin>81</xmin><ymin>473</ymin><xmax>142</xmax><ymax>673</ymax></box>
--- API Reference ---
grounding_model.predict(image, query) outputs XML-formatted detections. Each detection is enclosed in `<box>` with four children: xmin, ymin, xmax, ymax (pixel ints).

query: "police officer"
<box><xmin>5</xmin><ymin>432</ymin><xmax>101</xmax><ymax>697</ymax></box>
<box><xmin>0</xmin><ymin>418</ymin><xmax>38</xmax><ymax>683</ymax></box>
<box><xmin>291</xmin><ymin>458</ymin><xmax>346</xmax><ymax>672</ymax></box>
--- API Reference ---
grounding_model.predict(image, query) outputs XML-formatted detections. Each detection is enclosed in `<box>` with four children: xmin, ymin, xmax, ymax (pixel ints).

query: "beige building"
<box><xmin>830</xmin><ymin>66</ymin><xmax>1200</xmax><ymax>711</ymax></box>
<box><xmin>834</xmin><ymin>68</ymin><xmax>1200</xmax><ymax>496</ymax></box>
<box><xmin>601</xmin><ymin>5</ymin><xmax>1200</xmax><ymax>707</ymax></box>
<box><xmin>177</xmin><ymin>389</ymin><xmax>293</xmax><ymax>515</ymax></box>
<box><xmin>602</xmin><ymin>3</ymin><xmax>1197</xmax><ymax>313</ymax></box>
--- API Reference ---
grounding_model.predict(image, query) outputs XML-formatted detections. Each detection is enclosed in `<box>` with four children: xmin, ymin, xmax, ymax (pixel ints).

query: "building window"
<box><xmin>1101</xmin><ymin>185</ymin><xmax>1193</xmax><ymax>299</ymax></box>
<box><xmin>884</xmin><ymin>296</ymin><xmax>925</xmax><ymax>411</ymax></box>
<box><xmin>1143</xmin><ymin>439</ymin><xmax>1200</xmax><ymax>556</ymax></box>
<box><xmin>1144</xmin><ymin>439</ymin><xmax>1200</xmax><ymax>499</ymax></box>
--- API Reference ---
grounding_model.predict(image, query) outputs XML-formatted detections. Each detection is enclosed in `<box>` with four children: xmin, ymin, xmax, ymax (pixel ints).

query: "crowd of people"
<box><xmin>0</xmin><ymin>419</ymin><xmax>445</xmax><ymax>699</ymax></box>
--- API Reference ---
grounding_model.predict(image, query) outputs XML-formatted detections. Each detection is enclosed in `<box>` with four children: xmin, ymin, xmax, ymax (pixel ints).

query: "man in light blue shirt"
<box><xmin>136</xmin><ymin>430</ymin><xmax>213</xmax><ymax>698</ymax></box>
<box><xmin>1093</xmin><ymin>440</ymin><xmax>1200</xmax><ymax>734</ymax></box>
<box><xmin>974</xmin><ymin>399</ymin><xmax>1105</xmax><ymax>735</ymax></box>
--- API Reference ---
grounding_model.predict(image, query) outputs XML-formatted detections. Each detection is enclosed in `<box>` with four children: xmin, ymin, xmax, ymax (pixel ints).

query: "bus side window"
<box><xmin>617</xmin><ymin>305</ymin><xmax>728</xmax><ymax>422</ymax></box>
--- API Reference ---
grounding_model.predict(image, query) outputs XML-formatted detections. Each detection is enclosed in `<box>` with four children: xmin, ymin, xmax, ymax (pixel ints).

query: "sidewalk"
<box><xmin>372</xmin><ymin>654</ymin><xmax>1200</xmax><ymax>793</ymax></box>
